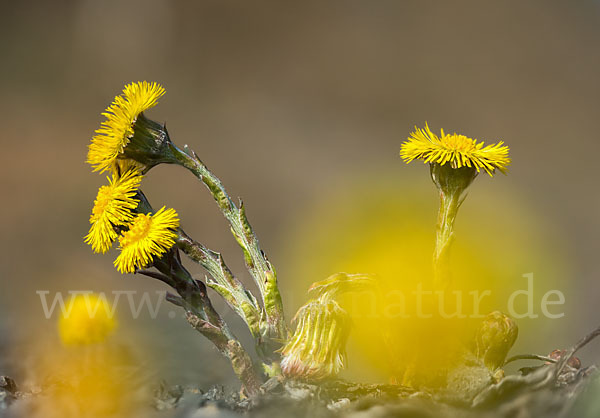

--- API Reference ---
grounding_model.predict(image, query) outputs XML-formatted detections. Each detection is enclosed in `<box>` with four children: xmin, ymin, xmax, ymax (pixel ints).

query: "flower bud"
<box><xmin>280</xmin><ymin>297</ymin><xmax>351</xmax><ymax>381</ymax></box>
<box><xmin>474</xmin><ymin>311</ymin><xmax>518</xmax><ymax>371</ymax></box>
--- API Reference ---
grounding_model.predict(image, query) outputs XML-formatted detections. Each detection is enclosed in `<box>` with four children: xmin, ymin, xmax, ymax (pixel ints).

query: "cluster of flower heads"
<box><xmin>85</xmin><ymin>82</ymin><xmax>179</xmax><ymax>273</ymax></box>
<box><xmin>400</xmin><ymin>123</ymin><xmax>510</xmax><ymax>176</ymax></box>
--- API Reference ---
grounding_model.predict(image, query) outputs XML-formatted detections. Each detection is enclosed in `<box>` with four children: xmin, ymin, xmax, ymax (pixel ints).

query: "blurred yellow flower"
<box><xmin>114</xmin><ymin>207</ymin><xmax>179</xmax><ymax>273</ymax></box>
<box><xmin>58</xmin><ymin>294</ymin><xmax>117</xmax><ymax>346</ymax></box>
<box><xmin>87</xmin><ymin>81</ymin><xmax>165</xmax><ymax>173</ymax></box>
<box><xmin>84</xmin><ymin>168</ymin><xmax>142</xmax><ymax>253</ymax></box>
<box><xmin>400</xmin><ymin>123</ymin><xmax>510</xmax><ymax>176</ymax></box>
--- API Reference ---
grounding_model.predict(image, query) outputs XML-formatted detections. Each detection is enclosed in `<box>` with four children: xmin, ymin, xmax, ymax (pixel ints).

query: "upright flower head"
<box><xmin>400</xmin><ymin>123</ymin><xmax>510</xmax><ymax>176</ymax></box>
<box><xmin>114</xmin><ymin>207</ymin><xmax>180</xmax><ymax>273</ymax></box>
<box><xmin>280</xmin><ymin>296</ymin><xmax>351</xmax><ymax>381</ymax></box>
<box><xmin>88</xmin><ymin>81</ymin><xmax>166</xmax><ymax>173</ymax></box>
<box><xmin>85</xmin><ymin>168</ymin><xmax>142</xmax><ymax>253</ymax></box>
<box><xmin>59</xmin><ymin>293</ymin><xmax>117</xmax><ymax>346</ymax></box>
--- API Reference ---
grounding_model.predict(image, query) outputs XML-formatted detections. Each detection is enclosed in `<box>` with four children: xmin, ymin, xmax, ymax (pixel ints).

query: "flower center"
<box><xmin>442</xmin><ymin>134</ymin><xmax>477</xmax><ymax>152</ymax></box>
<box><xmin>120</xmin><ymin>214</ymin><xmax>152</xmax><ymax>247</ymax></box>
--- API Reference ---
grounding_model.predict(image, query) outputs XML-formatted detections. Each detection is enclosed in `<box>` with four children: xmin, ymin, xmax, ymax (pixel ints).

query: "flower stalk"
<box><xmin>145</xmin><ymin>252</ymin><xmax>263</xmax><ymax>396</ymax></box>
<box><xmin>175</xmin><ymin>230</ymin><xmax>270</xmax><ymax>358</ymax></box>
<box><xmin>430</xmin><ymin>163</ymin><xmax>477</xmax><ymax>289</ymax></box>
<box><xmin>166</xmin><ymin>143</ymin><xmax>287</xmax><ymax>345</ymax></box>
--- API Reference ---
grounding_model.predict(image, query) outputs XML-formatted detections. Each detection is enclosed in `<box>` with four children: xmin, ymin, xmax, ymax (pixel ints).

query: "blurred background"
<box><xmin>1</xmin><ymin>0</ymin><xmax>599</xmax><ymax>396</ymax></box>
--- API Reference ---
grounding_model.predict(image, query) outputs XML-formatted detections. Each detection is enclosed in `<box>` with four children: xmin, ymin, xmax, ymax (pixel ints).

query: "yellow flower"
<box><xmin>84</xmin><ymin>168</ymin><xmax>142</xmax><ymax>253</ymax></box>
<box><xmin>400</xmin><ymin>123</ymin><xmax>510</xmax><ymax>176</ymax></box>
<box><xmin>114</xmin><ymin>207</ymin><xmax>180</xmax><ymax>273</ymax></box>
<box><xmin>58</xmin><ymin>293</ymin><xmax>117</xmax><ymax>346</ymax></box>
<box><xmin>88</xmin><ymin>81</ymin><xmax>166</xmax><ymax>173</ymax></box>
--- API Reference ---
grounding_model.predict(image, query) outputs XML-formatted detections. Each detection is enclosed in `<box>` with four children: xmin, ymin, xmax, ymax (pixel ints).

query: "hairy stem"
<box><xmin>168</xmin><ymin>143</ymin><xmax>287</xmax><ymax>344</ymax></box>
<box><xmin>429</xmin><ymin>164</ymin><xmax>476</xmax><ymax>290</ymax></box>
<box><xmin>149</xmin><ymin>255</ymin><xmax>264</xmax><ymax>395</ymax></box>
<box><xmin>186</xmin><ymin>313</ymin><xmax>263</xmax><ymax>396</ymax></box>
<box><xmin>433</xmin><ymin>190</ymin><xmax>461</xmax><ymax>290</ymax></box>
<box><xmin>176</xmin><ymin>229</ymin><xmax>266</xmax><ymax>356</ymax></box>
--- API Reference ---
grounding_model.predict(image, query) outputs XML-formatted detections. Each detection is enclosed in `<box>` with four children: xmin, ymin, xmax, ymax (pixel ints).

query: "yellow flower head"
<box><xmin>400</xmin><ymin>123</ymin><xmax>510</xmax><ymax>176</ymax></box>
<box><xmin>114</xmin><ymin>207</ymin><xmax>180</xmax><ymax>274</ymax></box>
<box><xmin>84</xmin><ymin>168</ymin><xmax>142</xmax><ymax>253</ymax></box>
<box><xmin>59</xmin><ymin>293</ymin><xmax>117</xmax><ymax>346</ymax></box>
<box><xmin>88</xmin><ymin>81</ymin><xmax>166</xmax><ymax>173</ymax></box>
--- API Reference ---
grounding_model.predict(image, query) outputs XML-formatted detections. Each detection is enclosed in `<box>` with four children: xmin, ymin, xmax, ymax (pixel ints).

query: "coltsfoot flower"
<box><xmin>400</xmin><ymin>123</ymin><xmax>510</xmax><ymax>176</ymax></box>
<box><xmin>59</xmin><ymin>293</ymin><xmax>117</xmax><ymax>346</ymax></box>
<box><xmin>114</xmin><ymin>207</ymin><xmax>180</xmax><ymax>273</ymax></box>
<box><xmin>280</xmin><ymin>297</ymin><xmax>351</xmax><ymax>380</ymax></box>
<box><xmin>88</xmin><ymin>81</ymin><xmax>166</xmax><ymax>173</ymax></box>
<box><xmin>400</xmin><ymin>124</ymin><xmax>511</xmax><ymax>289</ymax></box>
<box><xmin>84</xmin><ymin>168</ymin><xmax>142</xmax><ymax>253</ymax></box>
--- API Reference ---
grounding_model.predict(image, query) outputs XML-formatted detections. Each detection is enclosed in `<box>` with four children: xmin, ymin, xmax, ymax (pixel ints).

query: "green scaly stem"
<box><xmin>167</xmin><ymin>143</ymin><xmax>288</xmax><ymax>346</ymax></box>
<box><xmin>149</xmin><ymin>255</ymin><xmax>263</xmax><ymax>396</ymax></box>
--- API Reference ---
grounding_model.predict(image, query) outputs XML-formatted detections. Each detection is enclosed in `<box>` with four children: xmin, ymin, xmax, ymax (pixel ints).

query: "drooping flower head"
<box><xmin>58</xmin><ymin>293</ymin><xmax>117</xmax><ymax>346</ymax></box>
<box><xmin>400</xmin><ymin>123</ymin><xmax>510</xmax><ymax>176</ymax></box>
<box><xmin>85</xmin><ymin>168</ymin><xmax>142</xmax><ymax>253</ymax></box>
<box><xmin>88</xmin><ymin>81</ymin><xmax>166</xmax><ymax>173</ymax></box>
<box><xmin>280</xmin><ymin>296</ymin><xmax>351</xmax><ymax>380</ymax></box>
<box><xmin>114</xmin><ymin>207</ymin><xmax>180</xmax><ymax>274</ymax></box>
